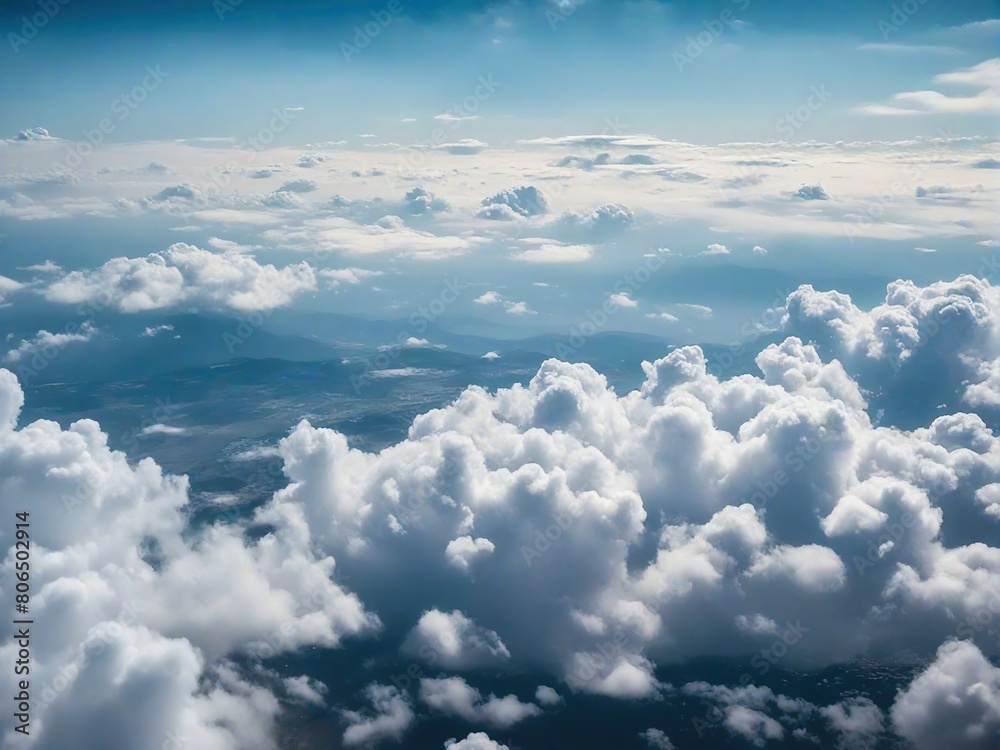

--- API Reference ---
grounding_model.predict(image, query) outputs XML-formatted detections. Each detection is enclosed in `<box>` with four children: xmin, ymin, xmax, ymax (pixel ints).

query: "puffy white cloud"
<box><xmin>610</xmin><ymin>292</ymin><xmax>638</xmax><ymax>308</ymax></box>
<box><xmin>341</xmin><ymin>683</ymin><xmax>415</xmax><ymax>747</ymax></box>
<box><xmin>820</xmin><ymin>697</ymin><xmax>884</xmax><ymax>750</ymax></box>
<box><xmin>419</xmin><ymin>676</ymin><xmax>541</xmax><ymax>728</ymax></box>
<box><xmin>42</xmin><ymin>243</ymin><xmax>317</xmax><ymax>313</ymax></box>
<box><xmin>639</xmin><ymin>728</ymin><xmax>675</xmax><ymax>749</ymax></box>
<box><xmin>704</xmin><ymin>243</ymin><xmax>731</xmax><ymax>256</ymax></box>
<box><xmin>403</xmin><ymin>186</ymin><xmax>449</xmax><ymax>214</ymax></box>
<box><xmin>444</xmin><ymin>733</ymin><xmax>509</xmax><ymax>750</ymax></box>
<box><xmin>3</xmin><ymin>323</ymin><xmax>97</xmax><ymax>364</ymax></box>
<box><xmin>781</xmin><ymin>275</ymin><xmax>1000</xmax><ymax>416</ymax></box>
<box><xmin>402</xmin><ymin>609</ymin><xmax>510</xmax><ymax>669</ymax></box>
<box><xmin>549</xmin><ymin>203</ymin><xmax>634</xmax><ymax>241</ymax></box>
<box><xmin>140</xmin><ymin>324</ymin><xmax>174</xmax><ymax>337</ymax></box>
<box><xmin>534</xmin><ymin>685</ymin><xmax>562</xmax><ymax>706</ymax></box>
<box><xmin>319</xmin><ymin>267</ymin><xmax>383</xmax><ymax>287</ymax></box>
<box><xmin>8</xmin><ymin>127</ymin><xmax>59</xmax><ymax>142</ymax></box>
<box><xmin>511</xmin><ymin>242</ymin><xmax>593</xmax><ymax>263</ymax></box>
<box><xmin>275</xmin><ymin>179</ymin><xmax>318</xmax><ymax>193</ymax></box>
<box><xmin>445</xmin><ymin>536</ymin><xmax>496</xmax><ymax>572</ymax></box>
<box><xmin>0</xmin><ymin>369</ymin><xmax>379</xmax><ymax>748</ymax></box>
<box><xmin>477</xmin><ymin>186</ymin><xmax>549</xmax><ymax>219</ymax></box>
<box><xmin>0</xmin><ymin>275</ymin><xmax>23</xmax><ymax>304</ymax></box>
<box><xmin>891</xmin><ymin>640</ymin><xmax>1000</xmax><ymax>750</ymax></box>
<box><xmin>250</xmin><ymin>319</ymin><xmax>1000</xmax><ymax>699</ymax></box>
<box><xmin>792</xmin><ymin>184</ymin><xmax>830</xmax><ymax>200</ymax></box>
<box><xmin>284</xmin><ymin>675</ymin><xmax>327</xmax><ymax>707</ymax></box>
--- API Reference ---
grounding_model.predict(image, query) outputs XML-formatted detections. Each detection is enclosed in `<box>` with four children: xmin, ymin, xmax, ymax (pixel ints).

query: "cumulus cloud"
<box><xmin>534</xmin><ymin>686</ymin><xmax>562</xmax><ymax>706</ymax></box>
<box><xmin>319</xmin><ymin>267</ymin><xmax>383</xmax><ymax>287</ymax></box>
<box><xmin>0</xmin><ymin>275</ymin><xmax>23</xmax><ymax>304</ymax></box>
<box><xmin>8</xmin><ymin>127</ymin><xmax>59</xmax><ymax>142</ymax></box>
<box><xmin>781</xmin><ymin>275</ymin><xmax>1000</xmax><ymax>417</ymax></box>
<box><xmin>820</xmin><ymin>697</ymin><xmax>884</xmax><ymax>750</ymax></box>
<box><xmin>704</xmin><ymin>243</ymin><xmax>731</xmax><ymax>256</ymax></box>
<box><xmin>3</xmin><ymin>323</ymin><xmax>97</xmax><ymax>364</ymax></box>
<box><xmin>477</xmin><ymin>186</ymin><xmax>549</xmax><ymax>219</ymax></box>
<box><xmin>341</xmin><ymin>683</ymin><xmax>414</xmax><ymax>747</ymax></box>
<box><xmin>141</xmin><ymin>324</ymin><xmax>175</xmax><ymax>337</ymax></box>
<box><xmin>609</xmin><ymin>292</ymin><xmax>638</xmax><ymax>308</ymax></box>
<box><xmin>403</xmin><ymin>186</ymin><xmax>449</xmax><ymax>214</ymax></box>
<box><xmin>42</xmin><ymin>243</ymin><xmax>317</xmax><ymax>313</ymax></box>
<box><xmin>639</xmin><ymin>728</ymin><xmax>675</xmax><ymax>749</ymax></box>
<box><xmin>473</xmin><ymin>290</ymin><xmax>535</xmax><ymax>314</ymax></box>
<box><xmin>238</xmin><ymin>284</ymin><xmax>1000</xmax><ymax>712</ymax></box>
<box><xmin>549</xmin><ymin>203</ymin><xmax>634</xmax><ymax>241</ymax></box>
<box><xmin>792</xmin><ymin>184</ymin><xmax>830</xmax><ymax>200</ymax></box>
<box><xmin>511</xmin><ymin>242</ymin><xmax>593</xmax><ymax>263</ymax></box>
<box><xmin>444</xmin><ymin>733</ymin><xmax>509</xmax><ymax>750</ymax></box>
<box><xmin>891</xmin><ymin>640</ymin><xmax>1000</xmax><ymax>750</ymax></box>
<box><xmin>4</xmin><ymin>270</ymin><xmax>1000</xmax><ymax>744</ymax></box>
<box><xmin>275</xmin><ymin>179</ymin><xmax>318</xmax><ymax>193</ymax></box>
<box><xmin>0</xmin><ymin>369</ymin><xmax>379</xmax><ymax>749</ymax></box>
<box><xmin>402</xmin><ymin>609</ymin><xmax>510</xmax><ymax>669</ymax></box>
<box><xmin>419</xmin><ymin>677</ymin><xmax>541</xmax><ymax>728</ymax></box>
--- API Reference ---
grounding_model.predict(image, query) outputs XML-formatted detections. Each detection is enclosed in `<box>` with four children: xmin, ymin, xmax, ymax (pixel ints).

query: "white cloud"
<box><xmin>752</xmin><ymin>245</ymin><xmax>768</xmax><ymax>255</ymax></box>
<box><xmin>676</xmin><ymin>303</ymin><xmax>713</xmax><ymax>317</ymax></box>
<box><xmin>704</xmin><ymin>243</ymin><xmax>731</xmax><ymax>256</ymax></box>
<box><xmin>474</xmin><ymin>291</ymin><xmax>503</xmax><ymax>305</ymax></box>
<box><xmin>319</xmin><ymin>267</ymin><xmax>383</xmax><ymax>287</ymax></box>
<box><xmin>474</xmin><ymin>290</ymin><xmax>534</xmax><ymax>314</ymax></box>
<box><xmin>140</xmin><ymin>423</ymin><xmax>188</xmax><ymax>437</ymax></box>
<box><xmin>857</xmin><ymin>43</ymin><xmax>961</xmax><ymax>54</ymax></box>
<box><xmin>610</xmin><ymin>292</ymin><xmax>639</xmax><ymax>308</ymax></box>
<box><xmin>419</xmin><ymin>677</ymin><xmax>541</xmax><ymax>728</ymax></box>
<box><xmin>434</xmin><ymin>113</ymin><xmax>482</xmax><ymax>123</ymax></box>
<box><xmin>275</xmin><ymin>178</ymin><xmax>318</xmax><ymax>193</ymax></box>
<box><xmin>43</xmin><ymin>243</ymin><xmax>317</xmax><ymax>313</ymax></box>
<box><xmin>444</xmin><ymin>733</ymin><xmax>510</xmax><ymax>750</ymax></box>
<box><xmin>639</xmin><ymin>728</ymin><xmax>675</xmax><ymax>749</ymax></box>
<box><xmin>284</xmin><ymin>675</ymin><xmax>328</xmax><ymax>707</ymax></box>
<box><xmin>0</xmin><ymin>275</ymin><xmax>23</xmax><ymax>304</ymax></box>
<box><xmin>141</xmin><ymin>324</ymin><xmax>175</xmax><ymax>337</ymax></box>
<box><xmin>477</xmin><ymin>186</ymin><xmax>549</xmax><ymax>219</ymax></box>
<box><xmin>891</xmin><ymin>641</ymin><xmax>1000</xmax><ymax>750</ymax></box>
<box><xmin>821</xmin><ymin>697</ymin><xmax>884</xmax><ymax>750</ymax></box>
<box><xmin>534</xmin><ymin>686</ymin><xmax>562</xmax><ymax>706</ymax></box>
<box><xmin>3</xmin><ymin>323</ymin><xmax>97</xmax><ymax>364</ymax></box>
<box><xmin>341</xmin><ymin>683</ymin><xmax>414</xmax><ymax>747</ymax></box>
<box><xmin>0</xmin><ymin>368</ymin><xmax>380</xmax><ymax>749</ymax></box>
<box><xmin>265</xmin><ymin>216</ymin><xmax>487</xmax><ymax>260</ymax></box>
<box><xmin>646</xmin><ymin>312</ymin><xmax>680</xmax><ymax>323</ymax></box>
<box><xmin>511</xmin><ymin>242</ymin><xmax>593</xmax><ymax>263</ymax></box>
<box><xmin>402</xmin><ymin>609</ymin><xmax>510</xmax><ymax>669</ymax></box>
<box><xmin>856</xmin><ymin>58</ymin><xmax>1000</xmax><ymax>116</ymax></box>
<box><xmin>17</xmin><ymin>260</ymin><xmax>62</xmax><ymax>273</ymax></box>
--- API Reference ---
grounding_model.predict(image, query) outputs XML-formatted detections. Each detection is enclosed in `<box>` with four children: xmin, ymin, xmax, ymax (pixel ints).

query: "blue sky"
<box><xmin>2</xmin><ymin>0</ymin><xmax>998</xmax><ymax>144</ymax></box>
